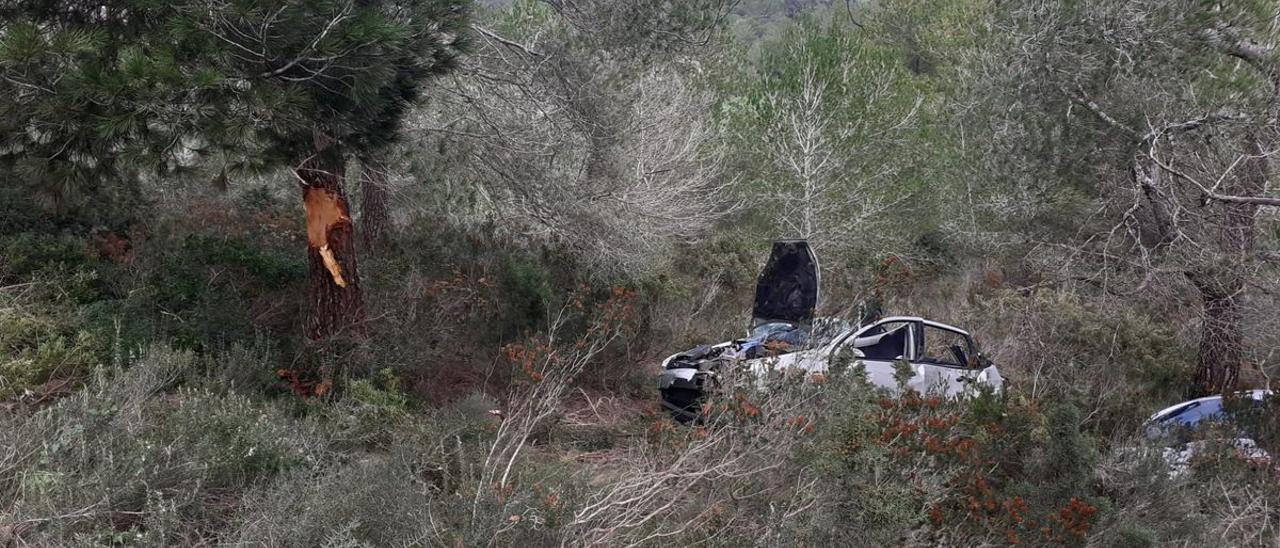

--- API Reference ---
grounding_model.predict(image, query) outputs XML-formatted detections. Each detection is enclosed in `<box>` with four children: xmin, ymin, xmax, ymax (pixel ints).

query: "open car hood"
<box><xmin>752</xmin><ymin>240</ymin><xmax>819</xmax><ymax>328</ymax></box>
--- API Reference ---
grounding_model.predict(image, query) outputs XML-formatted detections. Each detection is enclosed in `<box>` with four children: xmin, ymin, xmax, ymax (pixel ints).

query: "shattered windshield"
<box><xmin>741</xmin><ymin>323</ymin><xmax>806</xmax><ymax>356</ymax></box>
<box><xmin>1146</xmin><ymin>395</ymin><xmax>1273</xmax><ymax>446</ymax></box>
<box><xmin>748</xmin><ymin>322</ymin><xmax>796</xmax><ymax>340</ymax></box>
<box><xmin>740</xmin><ymin>318</ymin><xmax>850</xmax><ymax>359</ymax></box>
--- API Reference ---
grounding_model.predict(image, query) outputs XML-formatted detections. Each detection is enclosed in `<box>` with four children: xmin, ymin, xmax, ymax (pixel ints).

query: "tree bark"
<box><xmin>1187</xmin><ymin>133</ymin><xmax>1266</xmax><ymax>395</ymax></box>
<box><xmin>359</xmin><ymin>157</ymin><xmax>390</xmax><ymax>252</ymax></box>
<box><xmin>298</xmin><ymin>149</ymin><xmax>366</xmax><ymax>341</ymax></box>
<box><xmin>1189</xmin><ymin>271</ymin><xmax>1244</xmax><ymax>396</ymax></box>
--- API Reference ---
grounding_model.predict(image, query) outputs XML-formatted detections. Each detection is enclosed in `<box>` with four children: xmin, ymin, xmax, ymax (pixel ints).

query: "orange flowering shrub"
<box><xmin>846</xmin><ymin>389</ymin><xmax>1101</xmax><ymax>546</ymax></box>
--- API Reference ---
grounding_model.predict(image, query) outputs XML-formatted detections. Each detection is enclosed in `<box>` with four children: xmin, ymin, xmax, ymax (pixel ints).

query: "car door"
<box><xmin>911</xmin><ymin>321</ymin><xmax>982</xmax><ymax>396</ymax></box>
<box><xmin>828</xmin><ymin>319</ymin><xmax>916</xmax><ymax>390</ymax></box>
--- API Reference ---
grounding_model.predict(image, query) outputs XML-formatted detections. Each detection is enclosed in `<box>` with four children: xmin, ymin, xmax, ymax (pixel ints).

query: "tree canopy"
<box><xmin>1</xmin><ymin>0</ymin><xmax>469</xmax><ymax>214</ymax></box>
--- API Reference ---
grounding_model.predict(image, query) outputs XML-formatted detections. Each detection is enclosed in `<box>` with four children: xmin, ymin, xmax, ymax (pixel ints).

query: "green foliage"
<box><xmin>804</xmin><ymin>382</ymin><xmax>1108</xmax><ymax>546</ymax></box>
<box><xmin>719</xmin><ymin>16</ymin><xmax>948</xmax><ymax>260</ymax></box>
<box><xmin>1</xmin><ymin>0</ymin><xmax>471</xmax><ymax>222</ymax></box>
<box><xmin>349</xmin><ymin>368</ymin><xmax>410</xmax><ymax>408</ymax></box>
<box><xmin>1031</xmin><ymin>404</ymin><xmax>1093</xmax><ymax>502</ymax></box>
<box><xmin>977</xmin><ymin>291</ymin><xmax>1194</xmax><ymax>436</ymax></box>
<box><xmin>0</xmin><ymin>347</ymin><xmax>324</xmax><ymax>543</ymax></box>
<box><xmin>1224</xmin><ymin>396</ymin><xmax>1280</xmax><ymax>456</ymax></box>
<box><xmin>3</xmin><ymin>0</ymin><xmax>1280</xmax><ymax>545</ymax></box>
<box><xmin>0</xmin><ymin>326</ymin><xmax>102</xmax><ymax>400</ymax></box>
<box><xmin>0</xmin><ymin>276</ymin><xmax>110</xmax><ymax>399</ymax></box>
<box><xmin>226</xmin><ymin>449</ymin><xmax>440</xmax><ymax>546</ymax></box>
<box><xmin>500</xmin><ymin>257</ymin><xmax>554</xmax><ymax>333</ymax></box>
<box><xmin>0</xmin><ymin>232</ymin><xmax>93</xmax><ymax>284</ymax></box>
<box><xmin>726</xmin><ymin>0</ymin><xmax>837</xmax><ymax>50</ymax></box>
<box><xmin>77</xmin><ymin>234</ymin><xmax>305</xmax><ymax>352</ymax></box>
<box><xmin>142</xmin><ymin>235</ymin><xmax>303</xmax><ymax>319</ymax></box>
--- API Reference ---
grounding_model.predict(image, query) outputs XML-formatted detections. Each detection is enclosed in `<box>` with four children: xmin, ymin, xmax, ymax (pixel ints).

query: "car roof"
<box><xmin>870</xmin><ymin>316</ymin><xmax>970</xmax><ymax>336</ymax></box>
<box><xmin>822</xmin><ymin>316</ymin><xmax>972</xmax><ymax>350</ymax></box>
<box><xmin>1148</xmin><ymin>389</ymin><xmax>1273</xmax><ymax>422</ymax></box>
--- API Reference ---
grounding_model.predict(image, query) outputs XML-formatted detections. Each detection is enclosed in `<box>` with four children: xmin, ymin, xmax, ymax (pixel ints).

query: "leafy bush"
<box><xmin>499</xmin><ymin>257</ymin><xmax>554</xmax><ymax>334</ymax></box>
<box><xmin>135</xmin><ymin>234</ymin><xmax>304</xmax><ymax>350</ymax></box>
<box><xmin>227</xmin><ymin>453</ymin><xmax>437</xmax><ymax>547</ymax></box>
<box><xmin>0</xmin><ymin>346</ymin><xmax>327</xmax><ymax>544</ymax></box>
<box><xmin>792</xmin><ymin>376</ymin><xmax>1105</xmax><ymax>546</ymax></box>
<box><xmin>0</xmin><ymin>282</ymin><xmax>108</xmax><ymax>399</ymax></box>
<box><xmin>975</xmin><ymin>291</ymin><xmax>1194</xmax><ymax>437</ymax></box>
<box><xmin>0</xmin><ymin>232</ymin><xmax>94</xmax><ymax>284</ymax></box>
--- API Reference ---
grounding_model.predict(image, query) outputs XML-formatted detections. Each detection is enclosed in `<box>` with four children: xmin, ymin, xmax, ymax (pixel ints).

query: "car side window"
<box><xmin>849</xmin><ymin>321</ymin><xmax>912</xmax><ymax>360</ymax></box>
<box><xmin>919</xmin><ymin>325</ymin><xmax>969</xmax><ymax>367</ymax></box>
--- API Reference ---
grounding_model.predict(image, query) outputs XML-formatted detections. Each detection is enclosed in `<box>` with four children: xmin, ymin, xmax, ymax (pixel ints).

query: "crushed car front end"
<box><xmin>658</xmin><ymin>344</ymin><xmax>732</xmax><ymax>422</ymax></box>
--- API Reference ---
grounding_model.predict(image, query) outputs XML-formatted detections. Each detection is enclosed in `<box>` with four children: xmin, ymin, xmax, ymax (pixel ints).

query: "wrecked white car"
<box><xmin>658</xmin><ymin>240</ymin><xmax>1003</xmax><ymax>422</ymax></box>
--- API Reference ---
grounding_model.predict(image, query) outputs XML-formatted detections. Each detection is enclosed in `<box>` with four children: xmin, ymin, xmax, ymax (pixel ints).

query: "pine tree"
<box><xmin>1</xmin><ymin>0</ymin><xmax>470</xmax><ymax>340</ymax></box>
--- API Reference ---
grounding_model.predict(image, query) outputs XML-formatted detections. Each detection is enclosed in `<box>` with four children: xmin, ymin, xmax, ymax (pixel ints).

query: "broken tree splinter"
<box><xmin>303</xmin><ymin>186</ymin><xmax>352</xmax><ymax>288</ymax></box>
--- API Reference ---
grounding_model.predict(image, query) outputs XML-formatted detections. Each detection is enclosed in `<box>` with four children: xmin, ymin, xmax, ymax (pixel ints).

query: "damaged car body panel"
<box><xmin>657</xmin><ymin>240</ymin><xmax>829</xmax><ymax>420</ymax></box>
<box><xmin>752</xmin><ymin>239</ymin><xmax>819</xmax><ymax>328</ymax></box>
<box><xmin>658</xmin><ymin>240</ymin><xmax>1002</xmax><ymax>422</ymax></box>
<box><xmin>659</xmin><ymin>316</ymin><xmax>1004</xmax><ymax>422</ymax></box>
<box><xmin>746</xmin><ymin>316</ymin><xmax>1003</xmax><ymax>395</ymax></box>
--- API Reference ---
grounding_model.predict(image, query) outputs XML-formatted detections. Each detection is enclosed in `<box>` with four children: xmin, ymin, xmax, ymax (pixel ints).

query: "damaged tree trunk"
<box><xmin>298</xmin><ymin>148</ymin><xmax>366</xmax><ymax>341</ymax></box>
<box><xmin>359</xmin><ymin>156</ymin><xmax>390</xmax><ymax>251</ymax></box>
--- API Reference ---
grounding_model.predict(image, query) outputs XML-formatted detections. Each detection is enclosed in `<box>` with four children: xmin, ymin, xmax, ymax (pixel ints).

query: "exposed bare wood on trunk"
<box><xmin>358</xmin><ymin>157</ymin><xmax>390</xmax><ymax>251</ymax></box>
<box><xmin>305</xmin><ymin>186</ymin><xmax>350</xmax><ymax>287</ymax></box>
<box><xmin>298</xmin><ymin>151</ymin><xmax>366</xmax><ymax>341</ymax></box>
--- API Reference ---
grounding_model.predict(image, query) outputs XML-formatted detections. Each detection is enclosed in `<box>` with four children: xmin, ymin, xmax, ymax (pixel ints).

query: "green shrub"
<box><xmin>0</xmin><ymin>285</ymin><xmax>108</xmax><ymax>399</ymax></box>
<box><xmin>139</xmin><ymin>234</ymin><xmax>304</xmax><ymax>350</ymax></box>
<box><xmin>0</xmin><ymin>346</ymin><xmax>327</xmax><ymax>544</ymax></box>
<box><xmin>0</xmin><ymin>232</ymin><xmax>93</xmax><ymax>283</ymax></box>
<box><xmin>0</xmin><ymin>329</ymin><xmax>102</xmax><ymax>399</ymax></box>
<box><xmin>803</xmin><ymin>380</ymin><xmax>1105</xmax><ymax>546</ymax></box>
<box><xmin>327</xmin><ymin>368</ymin><xmax>416</xmax><ymax>448</ymax></box>
<box><xmin>1087</xmin><ymin>447</ymin><xmax>1207</xmax><ymax>547</ymax></box>
<box><xmin>976</xmin><ymin>291</ymin><xmax>1193</xmax><ymax>437</ymax></box>
<box><xmin>226</xmin><ymin>400</ymin><xmax>579</xmax><ymax>548</ymax></box>
<box><xmin>226</xmin><ymin>452</ymin><xmax>439</xmax><ymax>547</ymax></box>
<box><xmin>499</xmin><ymin>256</ymin><xmax>554</xmax><ymax>334</ymax></box>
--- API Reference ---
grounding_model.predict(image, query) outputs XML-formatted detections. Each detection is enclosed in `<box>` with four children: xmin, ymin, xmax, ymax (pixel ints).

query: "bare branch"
<box><xmin>1148</xmin><ymin>152</ymin><xmax>1280</xmax><ymax>207</ymax></box>
<box><xmin>1202</xmin><ymin>22</ymin><xmax>1276</xmax><ymax>66</ymax></box>
<box><xmin>472</xmin><ymin>24</ymin><xmax>546</xmax><ymax>57</ymax></box>
<box><xmin>1059</xmin><ymin>85</ymin><xmax>1140</xmax><ymax>140</ymax></box>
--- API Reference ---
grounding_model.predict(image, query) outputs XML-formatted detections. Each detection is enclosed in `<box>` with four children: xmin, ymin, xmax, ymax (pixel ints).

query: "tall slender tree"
<box><xmin>726</xmin><ymin>21</ymin><xmax>930</xmax><ymax>258</ymax></box>
<box><xmin>975</xmin><ymin>0</ymin><xmax>1280</xmax><ymax>395</ymax></box>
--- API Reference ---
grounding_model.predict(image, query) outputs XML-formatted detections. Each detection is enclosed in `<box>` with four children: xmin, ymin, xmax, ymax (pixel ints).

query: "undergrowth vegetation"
<box><xmin>5</xmin><ymin>328</ymin><xmax>1277</xmax><ymax>545</ymax></box>
<box><xmin>3</xmin><ymin>96</ymin><xmax>1279</xmax><ymax>548</ymax></box>
<box><xmin>4</xmin><ymin>0</ymin><xmax>1280</xmax><ymax>546</ymax></box>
